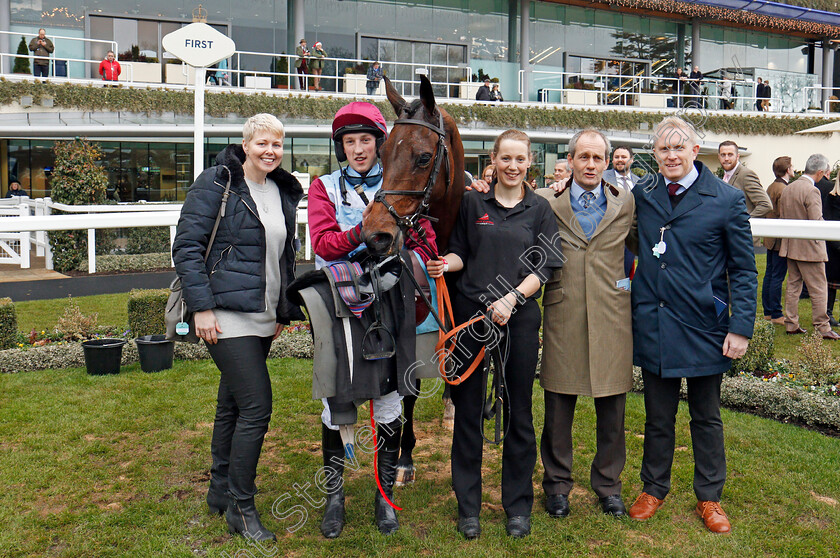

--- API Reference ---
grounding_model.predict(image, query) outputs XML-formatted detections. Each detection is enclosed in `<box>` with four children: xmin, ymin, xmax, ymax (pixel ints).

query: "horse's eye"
<box><xmin>417</xmin><ymin>153</ymin><xmax>433</xmax><ymax>166</ymax></box>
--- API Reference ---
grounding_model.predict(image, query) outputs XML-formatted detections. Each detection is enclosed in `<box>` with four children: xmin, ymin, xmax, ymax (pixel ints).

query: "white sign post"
<box><xmin>163</xmin><ymin>23</ymin><xmax>236</xmax><ymax>180</ymax></box>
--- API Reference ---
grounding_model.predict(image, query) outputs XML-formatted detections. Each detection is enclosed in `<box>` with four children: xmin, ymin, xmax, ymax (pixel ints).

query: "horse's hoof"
<box><xmin>395</xmin><ymin>465</ymin><xmax>415</xmax><ymax>486</ymax></box>
<box><xmin>442</xmin><ymin>398</ymin><xmax>455</xmax><ymax>431</ymax></box>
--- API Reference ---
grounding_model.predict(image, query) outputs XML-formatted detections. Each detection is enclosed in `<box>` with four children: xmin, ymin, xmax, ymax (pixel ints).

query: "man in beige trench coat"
<box><xmin>538</xmin><ymin>128</ymin><xmax>637</xmax><ymax>519</ymax></box>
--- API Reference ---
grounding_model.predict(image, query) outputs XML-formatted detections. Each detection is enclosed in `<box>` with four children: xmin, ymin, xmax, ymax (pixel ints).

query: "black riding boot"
<box><xmin>225</xmin><ymin>498</ymin><xmax>276</xmax><ymax>542</ymax></box>
<box><xmin>320</xmin><ymin>424</ymin><xmax>346</xmax><ymax>539</ymax></box>
<box><xmin>375</xmin><ymin>419</ymin><xmax>401</xmax><ymax>535</ymax></box>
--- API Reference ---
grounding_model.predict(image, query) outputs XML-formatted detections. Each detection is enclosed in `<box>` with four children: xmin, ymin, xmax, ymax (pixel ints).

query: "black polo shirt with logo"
<box><xmin>448</xmin><ymin>184</ymin><xmax>563</xmax><ymax>305</ymax></box>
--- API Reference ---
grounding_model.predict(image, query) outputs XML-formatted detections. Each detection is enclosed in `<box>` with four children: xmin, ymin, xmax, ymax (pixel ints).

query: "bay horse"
<box><xmin>362</xmin><ymin>74</ymin><xmax>465</xmax><ymax>484</ymax></box>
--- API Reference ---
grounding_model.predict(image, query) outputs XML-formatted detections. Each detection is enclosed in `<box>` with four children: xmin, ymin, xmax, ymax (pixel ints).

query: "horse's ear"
<box><xmin>419</xmin><ymin>74</ymin><xmax>436</xmax><ymax>115</ymax></box>
<box><xmin>384</xmin><ymin>76</ymin><xmax>406</xmax><ymax>117</ymax></box>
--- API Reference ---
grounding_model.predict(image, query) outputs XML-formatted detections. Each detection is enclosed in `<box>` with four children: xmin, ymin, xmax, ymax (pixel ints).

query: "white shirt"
<box><xmin>615</xmin><ymin>171</ymin><xmax>634</xmax><ymax>191</ymax></box>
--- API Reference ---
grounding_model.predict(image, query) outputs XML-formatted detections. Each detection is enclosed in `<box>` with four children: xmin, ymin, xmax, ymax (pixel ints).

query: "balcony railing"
<box><xmin>522</xmin><ymin>69</ymin><xmax>800</xmax><ymax>113</ymax></box>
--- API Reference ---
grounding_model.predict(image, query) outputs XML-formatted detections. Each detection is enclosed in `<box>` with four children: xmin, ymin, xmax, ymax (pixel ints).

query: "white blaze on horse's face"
<box><xmin>491</xmin><ymin>138</ymin><xmax>531</xmax><ymax>191</ymax></box>
<box><xmin>342</xmin><ymin>132</ymin><xmax>378</xmax><ymax>174</ymax></box>
<box><xmin>243</xmin><ymin>132</ymin><xmax>284</xmax><ymax>175</ymax></box>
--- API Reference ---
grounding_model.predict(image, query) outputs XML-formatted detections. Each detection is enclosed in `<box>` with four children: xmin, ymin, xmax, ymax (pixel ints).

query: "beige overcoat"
<box><xmin>537</xmin><ymin>181</ymin><xmax>636</xmax><ymax>397</ymax></box>
<box><xmin>779</xmin><ymin>176</ymin><xmax>828</xmax><ymax>263</ymax></box>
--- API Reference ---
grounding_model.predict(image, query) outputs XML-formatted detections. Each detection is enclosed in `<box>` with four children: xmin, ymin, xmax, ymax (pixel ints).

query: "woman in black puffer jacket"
<box><xmin>173</xmin><ymin>113</ymin><xmax>304</xmax><ymax>542</ymax></box>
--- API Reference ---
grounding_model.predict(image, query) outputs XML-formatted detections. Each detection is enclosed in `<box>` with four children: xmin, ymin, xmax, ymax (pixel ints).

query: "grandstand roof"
<box><xmin>562</xmin><ymin>0</ymin><xmax>840</xmax><ymax>39</ymax></box>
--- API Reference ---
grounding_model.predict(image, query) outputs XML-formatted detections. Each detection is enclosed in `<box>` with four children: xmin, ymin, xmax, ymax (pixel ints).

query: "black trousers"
<box><xmin>541</xmin><ymin>392</ymin><xmax>626</xmax><ymax>499</ymax></box>
<box><xmin>640</xmin><ymin>370</ymin><xmax>725</xmax><ymax>502</ymax></box>
<box><xmin>207</xmin><ymin>335</ymin><xmax>273</xmax><ymax>501</ymax></box>
<box><xmin>450</xmin><ymin>293</ymin><xmax>541</xmax><ymax>518</ymax></box>
<box><xmin>33</xmin><ymin>63</ymin><xmax>49</xmax><ymax>77</ymax></box>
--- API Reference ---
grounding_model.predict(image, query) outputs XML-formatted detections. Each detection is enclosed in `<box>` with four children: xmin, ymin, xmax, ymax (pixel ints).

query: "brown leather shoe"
<box><xmin>769</xmin><ymin>317</ymin><xmax>785</xmax><ymax>325</ymax></box>
<box><xmin>763</xmin><ymin>315</ymin><xmax>771</xmax><ymax>321</ymax></box>
<box><xmin>696</xmin><ymin>501</ymin><xmax>731</xmax><ymax>534</ymax></box>
<box><xmin>786</xmin><ymin>327</ymin><xmax>807</xmax><ymax>335</ymax></box>
<box><xmin>628</xmin><ymin>492</ymin><xmax>664</xmax><ymax>520</ymax></box>
<box><xmin>822</xmin><ymin>330</ymin><xmax>840</xmax><ymax>340</ymax></box>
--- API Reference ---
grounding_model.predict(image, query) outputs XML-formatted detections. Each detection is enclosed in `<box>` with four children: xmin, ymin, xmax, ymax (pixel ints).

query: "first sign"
<box><xmin>162</xmin><ymin>22</ymin><xmax>235</xmax><ymax>68</ymax></box>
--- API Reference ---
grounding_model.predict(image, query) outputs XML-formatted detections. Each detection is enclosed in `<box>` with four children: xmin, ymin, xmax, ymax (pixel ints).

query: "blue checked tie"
<box><xmin>581</xmin><ymin>191</ymin><xmax>596</xmax><ymax>209</ymax></box>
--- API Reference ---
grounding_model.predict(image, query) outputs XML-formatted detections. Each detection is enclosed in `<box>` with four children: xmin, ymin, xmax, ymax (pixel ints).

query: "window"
<box><xmin>361</xmin><ymin>35</ymin><xmax>469</xmax><ymax>96</ymax></box>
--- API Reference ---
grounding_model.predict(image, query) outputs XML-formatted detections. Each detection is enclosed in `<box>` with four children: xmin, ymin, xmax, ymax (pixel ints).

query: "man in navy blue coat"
<box><xmin>627</xmin><ymin>116</ymin><xmax>757</xmax><ymax>534</ymax></box>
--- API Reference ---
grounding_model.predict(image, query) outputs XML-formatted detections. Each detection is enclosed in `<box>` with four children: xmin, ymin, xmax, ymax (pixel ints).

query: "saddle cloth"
<box><xmin>287</xmin><ymin>251</ymin><xmax>418</xmax><ymax>402</ymax></box>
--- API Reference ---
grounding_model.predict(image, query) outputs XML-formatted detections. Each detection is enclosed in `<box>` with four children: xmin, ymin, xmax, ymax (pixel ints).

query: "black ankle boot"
<box><xmin>374</xmin><ymin>419</ymin><xmax>401</xmax><ymax>535</ymax></box>
<box><xmin>206</xmin><ymin>485</ymin><xmax>228</xmax><ymax>516</ymax></box>
<box><xmin>225</xmin><ymin>498</ymin><xmax>276</xmax><ymax>542</ymax></box>
<box><xmin>320</xmin><ymin>424</ymin><xmax>346</xmax><ymax>539</ymax></box>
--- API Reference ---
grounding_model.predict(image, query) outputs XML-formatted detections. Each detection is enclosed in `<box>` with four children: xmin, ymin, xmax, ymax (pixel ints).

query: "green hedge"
<box><xmin>78</xmin><ymin>253</ymin><xmax>172</xmax><ymax>273</ymax></box>
<box><xmin>730</xmin><ymin>319</ymin><xmax>775</xmax><ymax>377</ymax></box>
<box><xmin>0</xmin><ymin>298</ymin><xmax>16</xmax><ymax>350</ymax></box>
<box><xmin>128</xmin><ymin>288</ymin><xmax>169</xmax><ymax>337</ymax></box>
<box><xmin>0</xmin><ymin>80</ymin><xmax>833</xmax><ymax>138</ymax></box>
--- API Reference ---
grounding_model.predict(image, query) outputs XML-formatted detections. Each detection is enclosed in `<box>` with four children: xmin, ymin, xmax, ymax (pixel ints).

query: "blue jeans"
<box><xmin>33</xmin><ymin>64</ymin><xmax>49</xmax><ymax>77</ymax></box>
<box><xmin>761</xmin><ymin>249</ymin><xmax>787</xmax><ymax>319</ymax></box>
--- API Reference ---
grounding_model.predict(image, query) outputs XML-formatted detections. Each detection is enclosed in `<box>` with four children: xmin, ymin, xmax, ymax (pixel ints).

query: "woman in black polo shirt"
<box><xmin>427</xmin><ymin>129</ymin><xmax>562</xmax><ymax>540</ymax></box>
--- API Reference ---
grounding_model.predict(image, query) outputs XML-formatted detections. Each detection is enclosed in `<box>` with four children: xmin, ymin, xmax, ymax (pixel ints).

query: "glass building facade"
<box><xmin>4</xmin><ymin>1</ymin><xmax>834</xmax><ymax>199</ymax></box>
<box><xmin>10</xmin><ymin>1</ymin><xmax>823</xmax><ymax>101</ymax></box>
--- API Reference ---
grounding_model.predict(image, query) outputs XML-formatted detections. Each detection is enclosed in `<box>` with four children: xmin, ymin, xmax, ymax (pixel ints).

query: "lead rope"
<box><xmin>434</xmin><ymin>275</ymin><xmax>486</xmax><ymax>384</ymax></box>
<box><xmin>370</xmin><ymin>401</ymin><xmax>402</xmax><ymax>511</ymax></box>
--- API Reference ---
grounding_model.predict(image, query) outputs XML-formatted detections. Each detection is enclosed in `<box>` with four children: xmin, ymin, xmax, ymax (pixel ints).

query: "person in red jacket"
<box><xmin>98</xmin><ymin>51</ymin><xmax>121</xmax><ymax>81</ymax></box>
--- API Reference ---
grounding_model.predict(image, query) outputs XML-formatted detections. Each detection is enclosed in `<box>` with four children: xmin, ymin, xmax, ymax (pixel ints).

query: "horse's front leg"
<box><xmin>396</xmin><ymin>383</ymin><xmax>419</xmax><ymax>486</ymax></box>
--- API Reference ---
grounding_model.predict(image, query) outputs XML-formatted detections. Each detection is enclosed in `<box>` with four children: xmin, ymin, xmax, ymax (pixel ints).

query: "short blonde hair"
<box><xmin>652</xmin><ymin>116</ymin><xmax>698</xmax><ymax>149</ymax></box>
<box><xmin>243</xmin><ymin>113</ymin><xmax>285</xmax><ymax>143</ymax></box>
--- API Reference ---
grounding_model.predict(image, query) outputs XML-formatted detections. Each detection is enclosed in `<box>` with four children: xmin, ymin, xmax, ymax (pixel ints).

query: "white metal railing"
<box><xmin>0</xmin><ymin>46</ymin><xmax>472</xmax><ymax>98</ymax></box>
<box><xmin>525</xmin><ymin>69</ymin><xmax>786</xmax><ymax>113</ymax></box>
<box><xmin>2</xmin><ymin>206</ymin><xmax>840</xmax><ymax>275</ymax></box>
<box><xmin>0</xmin><ymin>30</ymin><xmax>117</xmax><ymax>58</ymax></box>
<box><xmin>229</xmin><ymin>51</ymin><xmax>472</xmax><ymax>97</ymax></box>
<box><xmin>0</xmin><ymin>203</ymin><xmax>29</xmax><ymax>268</ymax></box>
<box><xmin>0</xmin><ymin>51</ymin><xmax>136</xmax><ymax>82</ymax></box>
<box><xmin>0</xmin><ymin>31</ymin><xmax>118</xmax><ymax>79</ymax></box>
<box><xmin>0</xmin><ymin>173</ymin><xmax>310</xmax><ymax>273</ymax></box>
<box><xmin>801</xmin><ymin>86</ymin><xmax>840</xmax><ymax>113</ymax></box>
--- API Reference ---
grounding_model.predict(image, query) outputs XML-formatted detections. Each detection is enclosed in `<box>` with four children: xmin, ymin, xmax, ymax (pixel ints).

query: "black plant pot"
<box><xmin>82</xmin><ymin>338</ymin><xmax>126</xmax><ymax>375</ymax></box>
<box><xmin>135</xmin><ymin>335</ymin><xmax>174</xmax><ymax>373</ymax></box>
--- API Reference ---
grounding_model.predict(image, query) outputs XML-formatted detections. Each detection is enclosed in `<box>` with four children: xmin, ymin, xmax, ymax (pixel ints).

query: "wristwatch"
<box><xmin>510</xmin><ymin>288</ymin><xmax>525</xmax><ymax>306</ymax></box>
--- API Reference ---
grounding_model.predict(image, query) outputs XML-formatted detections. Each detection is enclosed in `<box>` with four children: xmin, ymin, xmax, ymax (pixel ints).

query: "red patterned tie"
<box><xmin>667</xmin><ymin>182</ymin><xmax>680</xmax><ymax>196</ymax></box>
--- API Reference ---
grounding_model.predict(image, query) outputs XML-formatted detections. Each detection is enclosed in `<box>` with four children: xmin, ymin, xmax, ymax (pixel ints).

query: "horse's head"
<box><xmin>362</xmin><ymin>74</ymin><xmax>461</xmax><ymax>258</ymax></box>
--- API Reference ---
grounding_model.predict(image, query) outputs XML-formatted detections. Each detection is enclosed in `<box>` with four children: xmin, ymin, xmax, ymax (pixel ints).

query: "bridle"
<box><xmin>373</xmin><ymin>108</ymin><xmax>451</xmax><ymax>258</ymax></box>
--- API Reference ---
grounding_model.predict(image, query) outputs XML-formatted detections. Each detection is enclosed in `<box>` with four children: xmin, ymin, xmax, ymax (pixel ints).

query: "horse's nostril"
<box><xmin>369</xmin><ymin>233</ymin><xmax>394</xmax><ymax>254</ymax></box>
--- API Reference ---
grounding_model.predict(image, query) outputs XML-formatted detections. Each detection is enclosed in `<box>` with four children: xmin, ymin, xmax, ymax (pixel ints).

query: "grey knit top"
<box><xmin>215</xmin><ymin>177</ymin><xmax>287</xmax><ymax>339</ymax></box>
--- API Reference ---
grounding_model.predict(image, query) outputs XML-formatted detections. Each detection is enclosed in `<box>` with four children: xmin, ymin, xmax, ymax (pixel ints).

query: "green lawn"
<box><xmin>13</xmin><ymin>293</ymin><xmax>130</xmax><ymax>335</ymax></box>
<box><xmin>0</xmin><ymin>359</ymin><xmax>838</xmax><ymax>557</ymax></box>
<box><xmin>753</xmin><ymin>253</ymin><xmax>840</xmax><ymax>361</ymax></box>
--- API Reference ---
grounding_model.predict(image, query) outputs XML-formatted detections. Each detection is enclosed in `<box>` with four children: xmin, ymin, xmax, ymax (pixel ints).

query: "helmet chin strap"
<box><xmin>339</xmin><ymin>163</ymin><xmax>382</xmax><ymax>206</ymax></box>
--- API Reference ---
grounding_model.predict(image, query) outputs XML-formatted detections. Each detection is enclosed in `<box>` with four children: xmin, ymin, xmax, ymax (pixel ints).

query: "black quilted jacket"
<box><xmin>172</xmin><ymin>144</ymin><xmax>306</xmax><ymax>324</ymax></box>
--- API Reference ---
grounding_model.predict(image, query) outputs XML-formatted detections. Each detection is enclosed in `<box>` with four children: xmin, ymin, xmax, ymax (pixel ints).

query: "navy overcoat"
<box><xmin>632</xmin><ymin>161</ymin><xmax>757</xmax><ymax>378</ymax></box>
